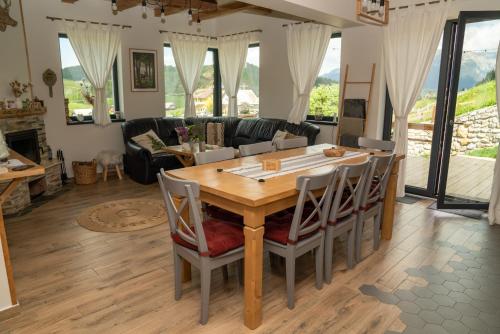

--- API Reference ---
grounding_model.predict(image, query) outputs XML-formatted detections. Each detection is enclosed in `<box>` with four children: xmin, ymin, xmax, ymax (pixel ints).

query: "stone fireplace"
<box><xmin>0</xmin><ymin>113</ymin><xmax>62</xmax><ymax>215</ymax></box>
<box><xmin>5</xmin><ymin>129</ymin><xmax>41</xmax><ymax>164</ymax></box>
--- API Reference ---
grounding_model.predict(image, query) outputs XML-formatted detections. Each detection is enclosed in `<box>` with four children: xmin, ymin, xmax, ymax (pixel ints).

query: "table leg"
<box><xmin>173</xmin><ymin>196</ymin><xmax>191</xmax><ymax>282</ymax></box>
<box><xmin>382</xmin><ymin>159</ymin><xmax>401</xmax><ymax>240</ymax></box>
<box><xmin>0</xmin><ymin>180</ymin><xmax>22</xmax><ymax>305</ymax></box>
<box><xmin>243</xmin><ymin>209</ymin><xmax>265</xmax><ymax>330</ymax></box>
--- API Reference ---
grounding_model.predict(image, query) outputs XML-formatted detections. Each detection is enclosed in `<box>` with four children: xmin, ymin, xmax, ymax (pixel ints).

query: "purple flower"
<box><xmin>175</xmin><ymin>127</ymin><xmax>189</xmax><ymax>142</ymax></box>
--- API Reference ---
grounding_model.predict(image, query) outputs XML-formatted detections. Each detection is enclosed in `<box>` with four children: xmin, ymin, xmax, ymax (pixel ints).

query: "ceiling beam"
<box><xmin>198</xmin><ymin>2</ymin><xmax>256</xmax><ymax>21</ymax></box>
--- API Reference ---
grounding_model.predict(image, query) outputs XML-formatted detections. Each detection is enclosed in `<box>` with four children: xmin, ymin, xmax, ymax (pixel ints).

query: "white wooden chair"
<box><xmin>157</xmin><ymin>170</ymin><xmax>244</xmax><ymax>325</ymax></box>
<box><xmin>264</xmin><ymin>170</ymin><xmax>335</xmax><ymax>309</ymax></box>
<box><xmin>358</xmin><ymin>137</ymin><xmax>395</xmax><ymax>152</ymax></box>
<box><xmin>194</xmin><ymin>147</ymin><xmax>235</xmax><ymax>165</ymax></box>
<box><xmin>239</xmin><ymin>141</ymin><xmax>274</xmax><ymax>157</ymax></box>
<box><xmin>275</xmin><ymin>137</ymin><xmax>308</xmax><ymax>150</ymax></box>
<box><xmin>355</xmin><ymin>154</ymin><xmax>395</xmax><ymax>263</ymax></box>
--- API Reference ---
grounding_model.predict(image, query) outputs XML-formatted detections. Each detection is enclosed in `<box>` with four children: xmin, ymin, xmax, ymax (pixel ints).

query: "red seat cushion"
<box><xmin>206</xmin><ymin>205</ymin><xmax>243</xmax><ymax>225</ymax></box>
<box><xmin>171</xmin><ymin>220</ymin><xmax>244</xmax><ymax>257</ymax></box>
<box><xmin>264</xmin><ymin>212</ymin><xmax>320</xmax><ymax>245</ymax></box>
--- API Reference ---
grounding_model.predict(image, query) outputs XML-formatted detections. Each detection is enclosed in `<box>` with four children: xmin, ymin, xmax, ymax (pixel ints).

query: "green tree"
<box><xmin>309</xmin><ymin>84</ymin><xmax>340</xmax><ymax>117</ymax></box>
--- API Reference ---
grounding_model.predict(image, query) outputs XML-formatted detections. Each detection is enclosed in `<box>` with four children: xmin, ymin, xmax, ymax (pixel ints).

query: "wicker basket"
<box><xmin>72</xmin><ymin>160</ymin><xmax>97</xmax><ymax>185</ymax></box>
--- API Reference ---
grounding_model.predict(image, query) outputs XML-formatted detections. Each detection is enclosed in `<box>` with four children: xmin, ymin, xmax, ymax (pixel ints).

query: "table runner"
<box><xmin>226</xmin><ymin>151</ymin><xmax>366</xmax><ymax>180</ymax></box>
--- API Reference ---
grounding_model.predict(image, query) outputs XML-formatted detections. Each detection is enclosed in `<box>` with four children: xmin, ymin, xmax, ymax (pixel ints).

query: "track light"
<box><xmin>111</xmin><ymin>0</ymin><xmax>117</xmax><ymax>13</ymax></box>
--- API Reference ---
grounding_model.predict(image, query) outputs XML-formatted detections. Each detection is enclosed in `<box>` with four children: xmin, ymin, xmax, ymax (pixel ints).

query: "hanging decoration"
<box><xmin>110</xmin><ymin>0</ymin><xmax>217</xmax><ymax>26</ymax></box>
<box><xmin>356</xmin><ymin>0</ymin><xmax>389</xmax><ymax>26</ymax></box>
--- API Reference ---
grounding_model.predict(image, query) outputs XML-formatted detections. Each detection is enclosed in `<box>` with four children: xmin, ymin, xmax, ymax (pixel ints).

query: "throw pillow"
<box><xmin>272</xmin><ymin>130</ymin><xmax>288</xmax><ymax>145</ymax></box>
<box><xmin>131</xmin><ymin>130</ymin><xmax>167</xmax><ymax>154</ymax></box>
<box><xmin>206</xmin><ymin>123</ymin><xmax>224</xmax><ymax>146</ymax></box>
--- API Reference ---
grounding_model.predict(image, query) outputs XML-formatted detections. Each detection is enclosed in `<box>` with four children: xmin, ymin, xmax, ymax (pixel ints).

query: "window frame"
<box><xmin>306</xmin><ymin>32</ymin><xmax>342</xmax><ymax>126</ymax></box>
<box><xmin>58</xmin><ymin>33</ymin><xmax>123</xmax><ymax>125</ymax></box>
<box><xmin>164</xmin><ymin>43</ymin><xmax>222</xmax><ymax>117</ymax></box>
<box><xmin>164</xmin><ymin>42</ymin><xmax>260</xmax><ymax>118</ymax></box>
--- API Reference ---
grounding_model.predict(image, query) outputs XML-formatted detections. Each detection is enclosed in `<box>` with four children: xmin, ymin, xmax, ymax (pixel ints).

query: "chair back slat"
<box><xmin>157</xmin><ymin>169</ymin><xmax>208</xmax><ymax>254</ymax></box>
<box><xmin>362</xmin><ymin>154</ymin><xmax>396</xmax><ymax>207</ymax></box>
<box><xmin>194</xmin><ymin>147</ymin><xmax>235</xmax><ymax>165</ymax></box>
<box><xmin>239</xmin><ymin>141</ymin><xmax>274</xmax><ymax>157</ymax></box>
<box><xmin>358</xmin><ymin>137</ymin><xmax>395</xmax><ymax>152</ymax></box>
<box><xmin>288</xmin><ymin>170</ymin><xmax>336</xmax><ymax>243</ymax></box>
<box><xmin>275</xmin><ymin>137</ymin><xmax>308</xmax><ymax>150</ymax></box>
<box><xmin>328</xmin><ymin>161</ymin><xmax>371</xmax><ymax>223</ymax></box>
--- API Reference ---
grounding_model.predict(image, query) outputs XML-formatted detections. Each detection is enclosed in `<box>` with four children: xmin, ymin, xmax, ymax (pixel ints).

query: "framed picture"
<box><xmin>130</xmin><ymin>49</ymin><xmax>158</xmax><ymax>92</ymax></box>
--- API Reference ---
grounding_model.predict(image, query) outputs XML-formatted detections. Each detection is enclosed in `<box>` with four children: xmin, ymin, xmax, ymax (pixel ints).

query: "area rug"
<box><xmin>77</xmin><ymin>199</ymin><xmax>166</xmax><ymax>232</ymax></box>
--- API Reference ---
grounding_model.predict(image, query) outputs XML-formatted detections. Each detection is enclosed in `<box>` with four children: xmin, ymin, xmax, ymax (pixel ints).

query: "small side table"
<box><xmin>96</xmin><ymin>150</ymin><xmax>123</xmax><ymax>181</ymax></box>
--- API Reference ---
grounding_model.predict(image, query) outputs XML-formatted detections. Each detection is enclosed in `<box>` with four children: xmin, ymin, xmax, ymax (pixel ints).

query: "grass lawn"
<box><xmin>409</xmin><ymin>80</ymin><xmax>497</xmax><ymax>123</ymax></box>
<box><xmin>466</xmin><ymin>145</ymin><xmax>498</xmax><ymax>159</ymax></box>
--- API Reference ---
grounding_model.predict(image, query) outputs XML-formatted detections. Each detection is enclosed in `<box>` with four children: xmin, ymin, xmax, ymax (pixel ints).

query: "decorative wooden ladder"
<box><xmin>335</xmin><ymin>63</ymin><xmax>376</xmax><ymax>145</ymax></box>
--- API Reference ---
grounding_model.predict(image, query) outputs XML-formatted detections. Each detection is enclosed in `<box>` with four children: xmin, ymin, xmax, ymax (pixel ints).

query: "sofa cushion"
<box><xmin>131</xmin><ymin>130</ymin><xmax>167</xmax><ymax>154</ymax></box>
<box><xmin>122</xmin><ymin>118</ymin><xmax>159</xmax><ymax>143</ymax></box>
<box><xmin>251</xmin><ymin>118</ymin><xmax>286</xmax><ymax>142</ymax></box>
<box><xmin>172</xmin><ymin>219</ymin><xmax>244</xmax><ymax>257</ymax></box>
<box><xmin>157</xmin><ymin>118</ymin><xmax>186</xmax><ymax>146</ymax></box>
<box><xmin>234</xmin><ymin>118</ymin><xmax>260</xmax><ymax>140</ymax></box>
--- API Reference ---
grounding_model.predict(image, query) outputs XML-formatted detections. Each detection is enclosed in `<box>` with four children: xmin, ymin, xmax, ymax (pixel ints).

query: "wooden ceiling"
<box><xmin>61</xmin><ymin>0</ymin><xmax>306</xmax><ymax>21</ymax></box>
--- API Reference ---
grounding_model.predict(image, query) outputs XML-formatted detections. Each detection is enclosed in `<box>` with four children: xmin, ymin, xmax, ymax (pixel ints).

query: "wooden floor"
<box><xmin>405</xmin><ymin>155</ymin><xmax>495</xmax><ymax>201</ymax></box>
<box><xmin>0</xmin><ymin>177</ymin><xmax>494</xmax><ymax>333</ymax></box>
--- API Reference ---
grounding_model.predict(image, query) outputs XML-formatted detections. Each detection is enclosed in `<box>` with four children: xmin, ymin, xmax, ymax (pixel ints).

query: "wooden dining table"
<box><xmin>166</xmin><ymin>143</ymin><xmax>404</xmax><ymax>329</ymax></box>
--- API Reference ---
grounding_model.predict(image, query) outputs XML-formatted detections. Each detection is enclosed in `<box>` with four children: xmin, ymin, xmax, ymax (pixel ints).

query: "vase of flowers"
<box><xmin>9</xmin><ymin>81</ymin><xmax>31</xmax><ymax>109</ymax></box>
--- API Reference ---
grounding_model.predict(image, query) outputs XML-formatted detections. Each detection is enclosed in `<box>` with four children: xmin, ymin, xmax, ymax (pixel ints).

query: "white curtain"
<box><xmin>65</xmin><ymin>22</ymin><xmax>121</xmax><ymax>126</ymax></box>
<box><xmin>383</xmin><ymin>3</ymin><xmax>449</xmax><ymax>197</ymax></box>
<box><xmin>218</xmin><ymin>33</ymin><xmax>252</xmax><ymax>117</ymax></box>
<box><xmin>286</xmin><ymin>23</ymin><xmax>333</xmax><ymax>124</ymax></box>
<box><xmin>488</xmin><ymin>41</ymin><xmax>500</xmax><ymax>225</ymax></box>
<box><xmin>167</xmin><ymin>33</ymin><xmax>209</xmax><ymax>118</ymax></box>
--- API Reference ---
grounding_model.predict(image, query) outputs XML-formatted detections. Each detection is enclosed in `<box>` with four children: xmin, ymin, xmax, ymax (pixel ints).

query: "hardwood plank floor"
<box><xmin>0</xmin><ymin>177</ymin><xmax>496</xmax><ymax>333</ymax></box>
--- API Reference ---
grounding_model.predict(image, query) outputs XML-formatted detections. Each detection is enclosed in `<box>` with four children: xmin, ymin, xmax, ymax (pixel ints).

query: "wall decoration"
<box><xmin>42</xmin><ymin>69</ymin><xmax>57</xmax><ymax>98</ymax></box>
<box><xmin>0</xmin><ymin>0</ymin><xmax>17</xmax><ymax>32</ymax></box>
<box><xmin>130</xmin><ymin>49</ymin><xmax>158</xmax><ymax>92</ymax></box>
<box><xmin>356</xmin><ymin>0</ymin><xmax>389</xmax><ymax>26</ymax></box>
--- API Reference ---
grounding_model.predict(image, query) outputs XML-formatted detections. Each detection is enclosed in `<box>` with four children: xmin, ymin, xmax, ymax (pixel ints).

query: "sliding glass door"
<box><xmin>437</xmin><ymin>12</ymin><xmax>500</xmax><ymax>209</ymax></box>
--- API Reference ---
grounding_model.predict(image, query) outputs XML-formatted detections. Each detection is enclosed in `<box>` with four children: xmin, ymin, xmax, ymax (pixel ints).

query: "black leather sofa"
<box><xmin>121</xmin><ymin>117</ymin><xmax>320</xmax><ymax>184</ymax></box>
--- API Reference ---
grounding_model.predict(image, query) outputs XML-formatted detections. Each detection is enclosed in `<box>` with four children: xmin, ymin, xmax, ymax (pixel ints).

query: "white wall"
<box><xmin>22</xmin><ymin>0</ymin><xmax>216</xmax><ymax>177</ymax></box>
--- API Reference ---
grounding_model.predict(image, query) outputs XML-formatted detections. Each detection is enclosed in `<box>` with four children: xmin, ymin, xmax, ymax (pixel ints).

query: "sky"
<box><xmin>319</xmin><ymin>37</ymin><xmax>342</xmax><ymax>76</ymax></box>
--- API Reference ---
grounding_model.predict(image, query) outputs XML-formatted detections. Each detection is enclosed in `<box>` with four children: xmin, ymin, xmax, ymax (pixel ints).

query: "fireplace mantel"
<box><xmin>0</xmin><ymin>107</ymin><xmax>47</xmax><ymax>119</ymax></box>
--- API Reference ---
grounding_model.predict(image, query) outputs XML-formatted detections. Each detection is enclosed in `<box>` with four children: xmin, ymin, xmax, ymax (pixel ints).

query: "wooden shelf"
<box><xmin>0</xmin><ymin>107</ymin><xmax>47</xmax><ymax>119</ymax></box>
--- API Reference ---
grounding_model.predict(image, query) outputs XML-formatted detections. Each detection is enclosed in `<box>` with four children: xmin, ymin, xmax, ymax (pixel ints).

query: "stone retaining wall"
<box><xmin>408</xmin><ymin>106</ymin><xmax>499</xmax><ymax>157</ymax></box>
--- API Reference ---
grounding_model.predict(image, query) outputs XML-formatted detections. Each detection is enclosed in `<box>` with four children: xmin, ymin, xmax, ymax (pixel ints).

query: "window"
<box><xmin>58</xmin><ymin>34</ymin><xmax>121</xmax><ymax>124</ymax></box>
<box><xmin>307</xmin><ymin>33</ymin><xmax>342</xmax><ymax>123</ymax></box>
<box><xmin>164</xmin><ymin>42</ymin><xmax>258</xmax><ymax>118</ymax></box>
<box><xmin>222</xmin><ymin>44</ymin><xmax>260</xmax><ymax>118</ymax></box>
<box><xmin>164</xmin><ymin>44</ymin><xmax>220</xmax><ymax>117</ymax></box>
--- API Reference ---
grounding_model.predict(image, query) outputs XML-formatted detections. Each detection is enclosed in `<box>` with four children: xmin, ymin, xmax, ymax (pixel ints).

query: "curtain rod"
<box><xmin>281</xmin><ymin>21</ymin><xmax>338</xmax><ymax>28</ymax></box>
<box><xmin>159</xmin><ymin>30</ymin><xmax>217</xmax><ymax>39</ymax></box>
<box><xmin>159</xmin><ymin>29</ymin><xmax>263</xmax><ymax>39</ymax></box>
<box><xmin>46</xmin><ymin>16</ymin><xmax>132</xmax><ymax>29</ymax></box>
<box><xmin>389</xmin><ymin>0</ymin><xmax>450</xmax><ymax>11</ymax></box>
<box><xmin>218</xmin><ymin>29</ymin><xmax>262</xmax><ymax>38</ymax></box>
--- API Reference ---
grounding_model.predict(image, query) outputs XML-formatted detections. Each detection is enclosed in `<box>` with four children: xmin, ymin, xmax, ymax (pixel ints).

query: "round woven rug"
<box><xmin>77</xmin><ymin>199</ymin><xmax>166</xmax><ymax>232</ymax></box>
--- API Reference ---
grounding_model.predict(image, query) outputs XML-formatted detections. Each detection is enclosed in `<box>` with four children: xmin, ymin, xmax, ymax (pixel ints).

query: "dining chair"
<box><xmin>157</xmin><ymin>170</ymin><xmax>245</xmax><ymax>325</ymax></box>
<box><xmin>355</xmin><ymin>154</ymin><xmax>396</xmax><ymax>263</ymax></box>
<box><xmin>358</xmin><ymin>137</ymin><xmax>395</xmax><ymax>152</ymax></box>
<box><xmin>193</xmin><ymin>148</ymin><xmax>243</xmax><ymax>224</ymax></box>
<box><xmin>324</xmin><ymin>161</ymin><xmax>371</xmax><ymax>284</ymax></box>
<box><xmin>194</xmin><ymin>147</ymin><xmax>235</xmax><ymax>165</ymax></box>
<box><xmin>239</xmin><ymin>141</ymin><xmax>274</xmax><ymax>157</ymax></box>
<box><xmin>275</xmin><ymin>136</ymin><xmax>308</xmax><ymax>150</ymax></box>
<box><xmin>264</xmin><ymin>169</ymin><xmax>335</xmax><ymax>309</ymax></box>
